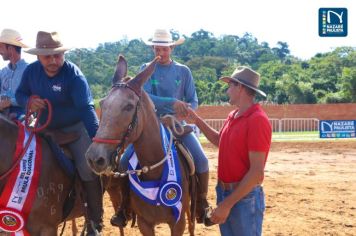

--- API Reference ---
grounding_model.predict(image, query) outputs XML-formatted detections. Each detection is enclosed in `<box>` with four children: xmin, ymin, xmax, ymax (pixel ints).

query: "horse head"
<box><xmin>86</xmin><ymin>55</ymin><xmax>160</xmax><ymax>175</ymax></box>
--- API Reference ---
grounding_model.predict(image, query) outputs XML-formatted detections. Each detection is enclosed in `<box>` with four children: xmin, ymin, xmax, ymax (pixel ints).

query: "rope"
<box><xmin>0</xmin><ymin>95</ymin><xmax>52</xmax><ymax>180</ymax></box>
<box><xmin>25</xmin><ymin>95</ymin><xmax>52</xmax><ymax>132</ymax></box>
<box><xmin>112</xmin><ymin>127</ymin><xmax>174</xmax><ymax>178</ymax></box>
<box><xmin>161</xmin><ymin>114</ymin><xmax>185</xmax><ymax>136</ymax></box>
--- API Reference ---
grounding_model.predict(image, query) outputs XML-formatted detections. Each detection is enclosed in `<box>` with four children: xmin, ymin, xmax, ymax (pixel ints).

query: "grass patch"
<box><xmin>198</xmin><ymin>131</ymin><xmax>356</xmax><ymax>143</ymax></box>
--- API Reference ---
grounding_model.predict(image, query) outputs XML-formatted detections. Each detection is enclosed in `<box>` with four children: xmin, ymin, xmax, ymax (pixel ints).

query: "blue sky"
<box><xmin>0</xmin><ymin>0</ymin><xmax>354</xmax><ymax>66</ymax></box>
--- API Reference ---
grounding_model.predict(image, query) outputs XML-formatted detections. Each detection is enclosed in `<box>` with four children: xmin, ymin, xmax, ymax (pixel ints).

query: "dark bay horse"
<box><xmin>0</xmin><ymin>114</ymin><xmax>85</xmax><ymax>235</ymax></box>
<box><xmin>86</xmin><ymin>55</ymin><xmax>194</xmax><ymax>236</ymax></box>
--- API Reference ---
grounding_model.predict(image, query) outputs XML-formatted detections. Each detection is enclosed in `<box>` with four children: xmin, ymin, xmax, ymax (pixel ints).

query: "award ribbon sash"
<box><xmin>0</xmin><ymin>123</ymin><xmax>42</xmax><ymax>235</ymax></box>
<box><xmin>128</xmin><ymin>123</ymin><xmax>182</xmax><ymax>222</ymax></box>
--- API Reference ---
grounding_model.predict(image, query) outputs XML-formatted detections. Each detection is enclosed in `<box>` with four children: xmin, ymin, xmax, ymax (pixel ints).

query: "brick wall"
<box><xmin>196</xmin><ymin>103</ymin><xmax>356</xmax><ymax>120</ymax></box>
<box><xmin>96</xmin><ymin>103</ymin><xmax>356</xmax><ymax>120</ymax></box>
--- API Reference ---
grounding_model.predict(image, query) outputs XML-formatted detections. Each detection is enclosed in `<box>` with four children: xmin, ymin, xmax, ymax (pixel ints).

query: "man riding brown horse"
<box><xmin>86</xmin><ymin>55</ymin><xmax>196</xmax><ymax>235</ymax></box>
<box><xmin>111</xmin><ymin>29</ymin><xmax>213</xmax><ymax>227</ymax></box>
<box><xmin>15</xmin><ymin>31</ymin><xmax>103</xmax><ymax>235</ymax></box>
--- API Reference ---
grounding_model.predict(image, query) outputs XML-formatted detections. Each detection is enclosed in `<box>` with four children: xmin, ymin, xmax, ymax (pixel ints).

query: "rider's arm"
<box><xmin>186</xmin><ymin>107</ymin><xmax>220</xmax><ymax>146</ymax></box>
<box><xmin>71</xmin><ymin>74</ymin><xmax>99</xmax><ymax>138</ymax></box>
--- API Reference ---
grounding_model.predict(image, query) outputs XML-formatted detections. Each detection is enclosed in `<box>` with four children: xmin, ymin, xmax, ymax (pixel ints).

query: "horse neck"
<box><xmin>132</xmin><ymin>95</ymin><xmax>165</xmax><ymax>179</ymax></box>
<box><xmin>0</xmin><ymin>117</ymin><xmax>18</xmax><ymax>191</ymax></box>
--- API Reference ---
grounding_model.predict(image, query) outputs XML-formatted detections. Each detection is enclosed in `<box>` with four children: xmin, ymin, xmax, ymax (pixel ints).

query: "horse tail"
<box><xmin>189</xmin><ymin>174</ymin><xmax>197</xmax><ymax>235</ymax></box>
<box><xmin>175</xmin><ymin>140</ymin><xmax>196</xmax><ymax>233</ymax></box>
<box><xmin>130</xmin><ymin>212</ymin><xmax>137</xmax><ymax>228</ymax></box>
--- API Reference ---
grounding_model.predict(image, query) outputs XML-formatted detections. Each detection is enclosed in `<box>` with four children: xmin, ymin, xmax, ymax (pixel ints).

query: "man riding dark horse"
<box><xmin>15</xmin><ymin>31</ymin><xmax>103</xmax><ymax>235</ymax></box>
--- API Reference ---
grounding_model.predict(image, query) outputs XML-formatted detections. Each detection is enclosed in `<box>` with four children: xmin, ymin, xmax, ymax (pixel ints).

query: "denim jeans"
<box><xmin>216</xmin><ymin>184</ymin><xmax>265</xmax><ymax>236</ymax></box>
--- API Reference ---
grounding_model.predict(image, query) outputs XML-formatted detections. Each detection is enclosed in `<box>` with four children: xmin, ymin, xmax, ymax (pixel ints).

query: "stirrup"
<box><xmin>203</xmin><ymin>206</ymin><xmax>216</xmax><ymax>227</ymax></box>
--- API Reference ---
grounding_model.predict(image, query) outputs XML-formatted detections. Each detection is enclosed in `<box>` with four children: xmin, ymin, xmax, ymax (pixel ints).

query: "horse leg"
<box><xmin>119</xmin><ymin>227</ymin><xmax>125</xmax><ymax>236</ymax></box>
<box><xmin>186</xmin><ymin>207</ymin><xmax>195</xmax><ymax>236</ymax></box>
<box><xmin>39</xmin><ymin>227</ymin><xmax>57</xmax><ymax>236</ymax></box>
<box><xmin>106</xmin><ymin>180</ymin><xmax>127</xmax><ymax>236</ymax></box>
<box><xmin>72</xmin><ymin>218</ymin><xmax>78</xmax><ymax>235</ymax></box>
<box><xmin>106</xmin><ymin>185</ymin><xmax>121</xmax><ymax>222</ymax></box>
<box><xmin>137</xmin><ymin>216</ymin><xmax>155</xmax><ymax>236</ymax></box>
<box><xmin>170</xmin><ymin>213</ymin><xmax>186</xmax><ymax>236</ymax></box>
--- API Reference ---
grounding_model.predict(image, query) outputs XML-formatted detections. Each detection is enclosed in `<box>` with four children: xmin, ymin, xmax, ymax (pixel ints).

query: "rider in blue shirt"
<box><xmin>114</xmin><ymin>29</ymin><xmax>212</xmax><ymax>227</ymax></box>
<box><xmin>15</xmin><ymin>31</ymin><xmax>102</xmax><ymax>235</ymax></box>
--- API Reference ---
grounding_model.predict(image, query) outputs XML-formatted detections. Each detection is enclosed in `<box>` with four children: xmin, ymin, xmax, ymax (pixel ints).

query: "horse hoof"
<box><xmin>110</xmin><ymin>213</ymin><xmax>127</xmax><ymax>227</ymax></box>
<box><xmin>203</xmin><ymin>207</ymin><xmax>216</xmax><ymax>227</ymax></box>
<box><xmin>203</xmin><ymin>217</ymin><xmax>216</xmax><ymax>227</ymax></box>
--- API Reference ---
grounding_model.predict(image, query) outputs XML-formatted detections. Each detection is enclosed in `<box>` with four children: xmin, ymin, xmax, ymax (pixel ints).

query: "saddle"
<box><xmin>40</xmin><ymin>129</ymin><xmax>80</xmax><ymax>179</ymax></box>
<box><xmin>160</xmin><ymin>116</ymin><xmax>195</xmax><ymax>176</ymax></box>
<box><xmin>41</xmin><ymin>129</ymin><xmax>80</xmax><ymax>146</ymax></box>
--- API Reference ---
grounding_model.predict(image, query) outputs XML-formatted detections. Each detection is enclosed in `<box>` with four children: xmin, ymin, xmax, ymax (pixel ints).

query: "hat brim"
<box><xmin>0</xmin><ymin>39</ymin><xmax>28</xmax><ymax>48</ymax></box>
<box><xmin>220</xmin><ymin>76</ymin><xmax>267</xmax><ymax>97</ymax></box>
<box><xmin>145</xmin><ymin>38</ymin><xmax>185</xmax><ymax>47</ymax></box>
<box><xmin>24</xmin><ymin>47</ymin><xmax>71</xmax><ymax>55</ymax></box>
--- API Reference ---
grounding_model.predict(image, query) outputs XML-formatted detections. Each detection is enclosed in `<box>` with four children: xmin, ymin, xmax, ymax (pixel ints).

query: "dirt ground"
<box><xmin>59</xmin><ymin>140</ymin><xmax>356</xmax><ymax>235</ymax></box>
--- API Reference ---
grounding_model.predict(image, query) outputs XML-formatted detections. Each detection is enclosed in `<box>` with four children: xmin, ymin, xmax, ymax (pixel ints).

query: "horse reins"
<box><xmin>112</xmin><ymin>127</ymin><xmax>174</xmax><ymax>178</ymax></box>
<box><xmin>25</xmin><ymin>95</ymin><xmax>52</xmax><ymax>132</ymax></box>
<box><xmin>0</xmin><ymin>95</ymin><xmax>52</xmax><ymax>180</ymax></box>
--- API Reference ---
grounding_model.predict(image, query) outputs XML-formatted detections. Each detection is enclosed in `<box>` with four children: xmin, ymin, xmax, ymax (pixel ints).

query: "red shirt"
<box><xmin>218</xmin><ymin>104</ymin><xmax>272</xmax><ymax>182</ymax></box>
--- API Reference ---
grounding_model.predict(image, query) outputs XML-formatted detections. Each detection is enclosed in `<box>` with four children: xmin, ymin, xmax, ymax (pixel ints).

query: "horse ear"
<box><xmin>128</xmin><ymin>56</ymin><xmax>160</xmax><ymax>92</ymax></box>
<box><xmin>112</xmin><ymin>54</ymin><xmax>128</xmax><ymax>85</ymax></box>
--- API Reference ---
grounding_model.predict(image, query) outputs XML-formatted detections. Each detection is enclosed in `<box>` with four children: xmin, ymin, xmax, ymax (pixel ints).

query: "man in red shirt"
<box><xmin>187</xmin><ymin>66</ymin><xmax>271</xmax><ymax>236</ymax></box>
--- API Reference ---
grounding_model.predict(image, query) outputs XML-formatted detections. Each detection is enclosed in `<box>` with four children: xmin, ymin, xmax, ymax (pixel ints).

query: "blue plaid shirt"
<box><xmin>0</xmin><ymin>59</ymin><xmax>28</xmax><ymax>106</ymax></box>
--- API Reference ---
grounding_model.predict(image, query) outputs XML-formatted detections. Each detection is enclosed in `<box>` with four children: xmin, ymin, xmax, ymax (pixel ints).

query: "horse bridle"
<box><xmin>0</xmin><ymin>97</ymin><xmax>52</xmax><ymax>181</ymax></box>
<box><xmin>92</xmin><ymin>83</ymin><xmax>141</xmax><ymax>167</ymax></box>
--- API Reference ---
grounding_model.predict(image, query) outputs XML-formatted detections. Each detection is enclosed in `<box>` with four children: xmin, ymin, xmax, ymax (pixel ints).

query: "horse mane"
<box><xmin>120</xmin><ymin>76</ymin><xmax>157</xmax><ymax>114</ymax></box>
<box><xmin>141</xmin><ymin>91</ymin><xmax>156</xmax><ymax>113</ymax></box>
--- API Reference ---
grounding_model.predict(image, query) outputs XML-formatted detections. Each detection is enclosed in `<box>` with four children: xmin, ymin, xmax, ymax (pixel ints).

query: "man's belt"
<box><xmin>218</xmin><ymin>180</ymin><xmax>240</xmax><ymax>191</ymax></box>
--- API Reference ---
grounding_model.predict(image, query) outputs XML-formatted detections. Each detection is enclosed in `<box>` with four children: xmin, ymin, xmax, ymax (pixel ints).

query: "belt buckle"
<box><xmin>219</xmin><ymin>181</ymin><xmax>229</xmax><ymax>191</ymax></box>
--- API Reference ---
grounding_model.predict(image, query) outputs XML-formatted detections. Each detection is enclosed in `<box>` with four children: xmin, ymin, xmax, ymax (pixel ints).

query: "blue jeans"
<box><xmin>120</xmin><ymin>131</ymin><xmax>209</xmax><ymax>173</ymax></box>
<box><xmin>216</xmin><ymin>184</ymin><xmax>265</xmax><ymax>236</ymax></box>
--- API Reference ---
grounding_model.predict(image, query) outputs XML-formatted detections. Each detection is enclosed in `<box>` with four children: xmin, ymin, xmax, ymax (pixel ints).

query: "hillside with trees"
<box><xmin>66</xmin><ymin>29</ymin><xmax>356</xmax><ymax>105</ymax></box>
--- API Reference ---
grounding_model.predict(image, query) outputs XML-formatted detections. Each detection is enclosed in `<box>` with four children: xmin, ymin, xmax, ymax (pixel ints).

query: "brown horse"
<box><xmin>0</xmin><ymin>114</ymin><xmax>85</xmax><ymax>235</ymax></box>
<box><xmin>86</xmin><ymin>55</ymin><xmax>194</xmax><ymax>236</ymax></box>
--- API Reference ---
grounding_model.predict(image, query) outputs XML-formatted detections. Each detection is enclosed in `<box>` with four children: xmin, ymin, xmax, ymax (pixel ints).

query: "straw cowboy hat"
<box><xmin>145</xmin><ymin>29</ymin><xmax>185</xmax><ymax>46</ymax></box>
<box><xmin>25</xmin><ymin>31</ymin><xmax>71</xmax><ymax>55</ymax></box>
<box><xmin>0</xmin><ymin>29</ymin><xmax>28</xmax><ymax>48</ymax></box>
<box><xmin>220</xmin><ymin>66</ymin><xmax>266</xmax><ymax>97</ymax></box>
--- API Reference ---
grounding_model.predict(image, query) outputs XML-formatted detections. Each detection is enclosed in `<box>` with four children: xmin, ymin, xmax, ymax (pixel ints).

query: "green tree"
<box><xmin>272</xmin><ymin>41</ymin><xmax>290</xmax><ymax>61</ymax></box>
<box><xmin>340</xmin><ymin>67</ymin><xmax>356</xmax><ymax>102</ymax></box>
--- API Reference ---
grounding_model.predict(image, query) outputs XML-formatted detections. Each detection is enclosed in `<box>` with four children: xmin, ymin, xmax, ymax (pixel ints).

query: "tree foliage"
<box><xmin>65</xmin><ymin>29</ymin><xmax>356</xmax><ymax>105</ymax></box>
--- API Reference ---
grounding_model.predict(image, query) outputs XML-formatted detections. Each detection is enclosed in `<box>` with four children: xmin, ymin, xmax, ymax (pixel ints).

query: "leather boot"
<box><xmin>196</xmin><ymin>172</ymin><xmax>215</xmax><ymax>226</ymax></box>
<box><xmin>110</xmin><ymin>175</ymin><xmax>131</xmax><ymax>227</ymax></box>
<box><xmin>83</xmin><ymin>177</ymin><xmax>104</xmax><ymax>236</ymax></box>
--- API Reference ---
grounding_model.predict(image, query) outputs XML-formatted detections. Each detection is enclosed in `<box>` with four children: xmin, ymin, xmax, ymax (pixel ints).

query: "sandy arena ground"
<box><xmin>59</xmin><ymin>140</ymin><xmax>356</xmax><ymax>235</ymax></box>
